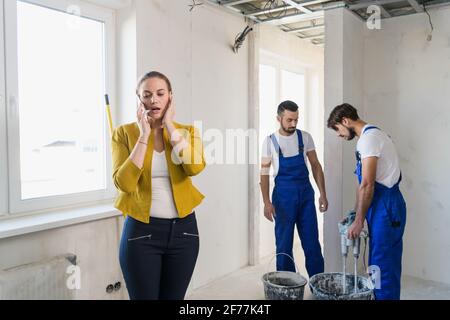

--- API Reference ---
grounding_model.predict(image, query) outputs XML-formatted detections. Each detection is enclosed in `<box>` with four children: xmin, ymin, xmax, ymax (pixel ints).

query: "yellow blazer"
<box><xmin>111</xmin><ymin>121</ymin><xmax>206</xmax><ymax>223</ymax></box>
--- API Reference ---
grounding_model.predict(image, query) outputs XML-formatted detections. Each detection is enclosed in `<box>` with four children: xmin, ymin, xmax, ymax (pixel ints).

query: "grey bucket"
<box><xmin>261</xmin><ymin>253</ymin><xmax>308</xmax><ymax>300</ymax></box>
<box><xmin>309</xmin><ymin>272</ymin><xmax>374</xmax><ymax>300</ymax></box>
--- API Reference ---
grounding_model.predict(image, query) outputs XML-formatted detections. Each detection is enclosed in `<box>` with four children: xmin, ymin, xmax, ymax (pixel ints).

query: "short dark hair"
<box><xmin>327</xmin><ymin>103</ymin><xmax>360</xmax><ymax>130</ymax></box>
<box><xmin>277</xmin><ymin>100</ymin><xmax>299</xmax><ymax>116</ymax></box>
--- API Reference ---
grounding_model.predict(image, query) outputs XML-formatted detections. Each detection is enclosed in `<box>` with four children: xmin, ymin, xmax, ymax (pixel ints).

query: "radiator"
<box><xmin>0</xmin><ymin>254</ymin><xmax>77</xmax><ymax>300</ymax></box>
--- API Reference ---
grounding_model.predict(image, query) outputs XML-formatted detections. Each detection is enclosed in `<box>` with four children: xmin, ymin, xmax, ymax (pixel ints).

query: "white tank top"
<box><xmin>150</xmin><ymin>151</ymin><xmax>178</xmax><ymax>219</ymax></box>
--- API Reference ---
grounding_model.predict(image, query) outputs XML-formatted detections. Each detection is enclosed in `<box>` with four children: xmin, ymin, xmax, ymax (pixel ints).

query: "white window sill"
<box><xmin>0</xmin><ymin>204</ymin><xmax>122</xmax><ymax>240</ymax></box>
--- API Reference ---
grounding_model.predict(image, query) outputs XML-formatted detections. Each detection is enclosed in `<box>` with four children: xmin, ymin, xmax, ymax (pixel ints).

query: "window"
<box><xmin>259</xmin><ymin>52</ymin><xmax>308</xmax><ymax>142</ymax></box>
<box><xmin>259</xmin><ymin>64</ymin><xmax>277</xmax><ymax>151</ymax></box>
<box><xmin>281</xmin><ymin>70</ymin><xmax>306</xmax><ymax>130</ymax></box>
<box><xmin>0</xmin><ymin>0</ymin><xmax>7</xmax><ymax>215</ymax></box>
<box><xmin>3</xmin><ymin>0</ymin><xmax>116</xmax><ymax>214</ymax></box>
<box><xmin>258</xmin><ymin>52</ymin><xmax>319</xmax><ymax>263</ymax></box>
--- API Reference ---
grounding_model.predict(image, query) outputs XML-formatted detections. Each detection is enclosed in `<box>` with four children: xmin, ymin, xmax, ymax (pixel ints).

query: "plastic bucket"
<box><xmin>309</xmin><ymin>272</ymin><xmax>374</xmax><ymax>300</ymax></box>
<box><xmin>261</xmin><ymin>253</ymin><xmax>308</xmax><ymax>300</ymax></box>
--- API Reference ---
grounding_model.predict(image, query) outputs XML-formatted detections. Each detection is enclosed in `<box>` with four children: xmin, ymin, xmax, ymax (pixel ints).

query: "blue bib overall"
<box><xmin>271</xmin><ymin>130</ymin><xmax>324</xmax><ymax>277</ymax></box>
<box><xmin>356</xmin><ymin>126</ymin><xmax>407</xmax><ymax>300</ymax></box>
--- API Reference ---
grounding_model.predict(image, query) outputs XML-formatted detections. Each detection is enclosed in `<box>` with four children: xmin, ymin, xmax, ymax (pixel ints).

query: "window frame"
<box><xmin>0</xmin><ymin>0</ymin><xmax>9</xmax><ymax>217</ymax></box>
<box><xmin>260</xmin><ymin>50</ymin><xmax>309</xmax><ymax>131</ymax></box>
<box><xmin>3</xmin><ymin>0</ymin><xmax>117</xmax><ymax>215</ymax></box>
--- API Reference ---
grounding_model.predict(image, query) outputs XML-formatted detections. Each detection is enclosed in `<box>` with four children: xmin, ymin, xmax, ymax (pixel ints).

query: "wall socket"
<box><xmin>106</xmin><ymin>281</ymin><xmax>122</xmax><ymax>294</ymax></box>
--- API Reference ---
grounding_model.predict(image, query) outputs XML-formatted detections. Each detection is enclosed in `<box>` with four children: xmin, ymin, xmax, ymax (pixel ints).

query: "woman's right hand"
<box><xmin>136</xmin><ymin>103</ymin><xmax>151</xmax><ymax>139</ymax></box>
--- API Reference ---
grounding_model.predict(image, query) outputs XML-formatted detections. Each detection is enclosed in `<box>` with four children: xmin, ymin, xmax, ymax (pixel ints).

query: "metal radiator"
<box><xmin>0</xmin><ymin>254</ymin><xmax>77</xmax><ymax>300</ymax></box>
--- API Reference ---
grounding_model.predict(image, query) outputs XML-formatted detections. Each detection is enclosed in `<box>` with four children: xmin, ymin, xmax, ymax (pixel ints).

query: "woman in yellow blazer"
<box><xmin>112</xmin><ymin>71</ymin><xmax>206</xmax><ymax>300</ymax></box>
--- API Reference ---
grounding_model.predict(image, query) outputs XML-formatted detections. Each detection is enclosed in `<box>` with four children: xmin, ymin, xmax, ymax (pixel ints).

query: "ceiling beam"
<box><xmin>246</xmin><ymin>4</ymin><xmax>290</xmax><ymax>17</ymax></box>
<box><xmin>285</xmin><ymin>23</ymin><xmax>324</xmax><ymax>33</ymax></box>
<box><xmin>219</xmin><ymin>0</ymin><xmax>254</xmax><ymax>6</ymax></box>
<box><xmin>312</xmin><ymin>38</ymin><xmax>325</xmax><ymax>43</ymax></box>
<box><xmin>298</xmin><ymin>33</ymin><xmax>324</xmax><ymax>39</ymax></box>
<box><xmin>261</xmin><ymin>10</ymin><xmax>324</xmax><ymax>25</ymax></box>
<box><xmin>245</xmin><ymin>0</ymin><xmax>330</xmax><ymax>17</ymax></box>
<box><xmin>282</xmin><ymin>0</ymin><xmax>312</xmax><ymax>14</ymax></box>
<box><xmin>347</xmin><ymin>1</ymin><xmax>397</xmax><ymax>18</ymax></box>
<box><xmin>407</xmin><ymin>0</ymin><xmax>424</xmax><ymax>12</ymax></box>
<box><xmin>296</xmin><ymin>0</ymin><xmax>331</xmax><ymax>6</ymax></box>
<box><xmin>348</xmin><ymin>0</ymin><xmax>402</xmax><ymax>10</ymax></box>
<box><xmin>204</xmin><ymin>0</ymin><xmax>261</xmax><ymax>22</ymax></box>
<box><xmin>379</xmin><ymin>5</ymin><xmax>392</xmax><ymax>17</ymax></box>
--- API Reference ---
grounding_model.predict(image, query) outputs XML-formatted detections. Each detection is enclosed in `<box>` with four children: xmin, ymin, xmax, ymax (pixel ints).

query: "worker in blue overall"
<box><xmin>327</xmin><ymin>103</ymin><xmax>407</xmax><ymax>300</ymax></box>
<box><xmin>260</xmin><ymin>100</ymin><xmax>327</xmax><ymax>278</ymax></box>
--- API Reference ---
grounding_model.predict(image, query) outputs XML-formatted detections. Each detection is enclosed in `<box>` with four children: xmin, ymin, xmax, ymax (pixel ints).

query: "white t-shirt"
<box><xmin>357</xmin><ymin>124</ymin><xmax>401</xmax><ymax>188</ymax></box>
<box><xmin>150</xmin><ymin>151</ymin><xmax>178</xmax><ymax>219</ymax></box>
<box><xmin>261</xmin><ymin>130</ymin><xmax>315</xmax><ymax>177</ymax></box>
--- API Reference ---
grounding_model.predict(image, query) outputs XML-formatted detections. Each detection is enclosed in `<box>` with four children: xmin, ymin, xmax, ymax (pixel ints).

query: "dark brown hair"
<box><xmin>327</xmin><ymin>103</ymin><xmax>360</xmax><ymax>130</ymax></box>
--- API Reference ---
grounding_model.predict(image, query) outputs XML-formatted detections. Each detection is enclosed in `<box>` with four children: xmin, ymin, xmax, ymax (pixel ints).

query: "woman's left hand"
<box><xmin>162</xmin><ymin>95</ymin><xmax>175</xmax><ymax>128</ymax></box>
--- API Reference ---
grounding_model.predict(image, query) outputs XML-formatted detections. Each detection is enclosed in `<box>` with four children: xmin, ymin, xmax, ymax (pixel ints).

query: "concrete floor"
<box><xmin>187</xmin><ymin>251</ymin><xmax>450</xmax><ymax>300</ymax></box>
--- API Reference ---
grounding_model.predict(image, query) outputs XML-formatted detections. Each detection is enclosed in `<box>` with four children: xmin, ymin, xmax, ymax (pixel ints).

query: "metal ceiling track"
<box><xmin>205</xmin><ymin>0</ymin><xmax>450</xmax><ymax>45</ymax></box>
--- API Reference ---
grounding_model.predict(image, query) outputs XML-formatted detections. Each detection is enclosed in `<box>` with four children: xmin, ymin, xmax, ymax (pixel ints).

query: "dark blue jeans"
<box><xmin>119</xmin><ymin>213</ymin><xmax>199</xmax><ymax>300</ymax></box>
